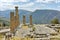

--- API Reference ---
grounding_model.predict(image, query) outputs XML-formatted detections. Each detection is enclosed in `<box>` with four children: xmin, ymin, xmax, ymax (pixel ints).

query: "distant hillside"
<box><xmin>31</xmin><ymin>10</ymin><xmax>60</xmax><ymax>24</ymax></box>
<box><xmin>0</xmin><ymin>9</ymin><xmax>60</xmax><ymax>24</ymax></box>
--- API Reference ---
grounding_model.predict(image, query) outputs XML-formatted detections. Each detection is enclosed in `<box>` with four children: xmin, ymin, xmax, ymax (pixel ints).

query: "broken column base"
<box><xmin>22</xmin><ymin>24</ymin><xmax>27</xmax><ymax>26</ymax></box>
<box><xmin>28</xmin><ymin>24</ymin><xmax>34</xmax><ymax>28</ymax></box>
<box><xmin>22</xmin><ymin>24</ymin><xmax>28</xmax><ymax>29</ymax></box>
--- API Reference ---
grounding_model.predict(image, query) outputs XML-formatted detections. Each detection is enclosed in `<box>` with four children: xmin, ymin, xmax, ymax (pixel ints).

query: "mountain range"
<box><xmin>0</xmin><ymin>9</ymin><xmax>60</xmax><ymax>24</ymax></box>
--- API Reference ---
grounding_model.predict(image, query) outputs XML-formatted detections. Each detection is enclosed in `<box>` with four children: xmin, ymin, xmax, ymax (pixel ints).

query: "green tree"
<box><xmin>51</xmin><ymin>18</ymin><xmax>59</xmax><ymax>24</ymax></box>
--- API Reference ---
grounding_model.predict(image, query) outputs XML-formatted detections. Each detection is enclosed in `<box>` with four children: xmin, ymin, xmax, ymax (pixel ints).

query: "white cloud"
<box><xmin>20</xmin><ymin>2</ymin><xmax>34</xmax><ymax>8</ymax></box>
<box><xmin>0</xmin><ymin>0</ymin><xmax>32</xmax><ymax>11</ymax></box>
<box><xmin>0</xmin><ymin>0</ymin><xmax>59</xmax><ymax>11</ymax></box>
<box><xmin>56</xmin><ymin>0</ymin><xmax>60</xmax><ymax>3</ymax></box>
<box><xmin>0</xmin><ymin>1</ymin><xmax>34</xmax><ymax>11</ymax></box>
<box><xmin>0</xmin><ymin>2</ymin><xmax>13</xmax><ymax>11</ymax></box>
<box><xmin>36</xmin><ymin>0</ymin><xmax>57</xmax><ymax>3</ymax></box>
<box><xmin>17</xmin><ymin>0</ymin><xmax>30</xmax><ymax>2</ymax></box>
<box><xmin>0</xmin><ymin>0</ymin><xmax>29</xmax><ymax>3</ymax></box>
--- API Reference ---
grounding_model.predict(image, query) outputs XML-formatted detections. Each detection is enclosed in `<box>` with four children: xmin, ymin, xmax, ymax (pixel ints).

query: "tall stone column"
<box><xmin>10</xmin><ymin>12</ymin><xmax>15</xmax><ymax>32</ymax></box>
<box><xmin>23</xmin><ymin>15</ymin><xmax>26</xmax><ymax>25</ymax></box>
<box><xmin>30</xmin><ymin>15</ymin><xmax>32</xmax><ymax>25</ymax></box>
<box><xmin>15</xmin><ymin>6</ymin><xmax>20</xmax><ymax>26</ymax></box>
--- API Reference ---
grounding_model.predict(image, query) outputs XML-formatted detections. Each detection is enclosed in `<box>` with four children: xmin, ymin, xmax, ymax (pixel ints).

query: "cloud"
<box><xmin>18</xmin><ymin>0</ymin><xmax>30</xmax><ymax>2</ymax></box>
<box><xmin>0</xmin><ymin>0</ymin><xmax>29</xmax><ymax>3</ymax></box>
<box><xmin>0</xmin><ymin>0</ymin><xmax>60</xmax><ymax>11</ymax></box>
<box><xmin>20</xmin><ymin>2</ymin><xmax>34</xmax><ymax>8</ymax></box>
<box><xmin>0</xmin><ymin>1</ymin><xmax>34</xmax><ymax>11</ymax></box>
<box><xmin>56</xmin><ymin>0</ymin><xmax>60</xmax><ymax>3</ymax></box>
<box><xmin>0</xmin><ymin>0</ymin><xmax>32</xmax><ymax>11</ymax></box>
<box><xmin>36</xmin><ymin>0</ymin><xmax>57</xmax><ymax>3</ymax></box>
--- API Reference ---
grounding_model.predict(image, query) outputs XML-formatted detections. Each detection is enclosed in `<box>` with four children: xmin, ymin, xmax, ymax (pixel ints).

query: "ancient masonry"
<box><xmin>15</xmin><ymin>6</ymin><xmax>20</xmax><ymax>26</ymax></box>
<box><xmin>23</xmin><ymin>15</ymin><xmax>26</xmax><ymax>26</ymax></box>
<box><xmin>30</xmin><ymin>15</ymin><xmax>32</xmax><ymax>25</ymax></box>
<box><xmin>10</xmin><ymin>6</ymin><xmax>32</xmax><ymax>32</ymax></box>
<box><xmin>10</xmin><ymin>6</ymin><xmax>20</xmax><ymax>32</ymax></box>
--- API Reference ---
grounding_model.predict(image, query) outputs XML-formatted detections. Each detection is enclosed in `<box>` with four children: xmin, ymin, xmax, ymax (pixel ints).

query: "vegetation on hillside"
<box><xmin>51</xmin><ymin>18</ymin><xmax>59</xmax><ymax>24</ymax></box>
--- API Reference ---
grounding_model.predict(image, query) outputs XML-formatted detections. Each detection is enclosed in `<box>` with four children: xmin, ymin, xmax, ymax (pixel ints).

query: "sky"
<box><xmin>0</xmin><ymin>0</ymin><xmax>60</xmax><ymax>11</ymax></box>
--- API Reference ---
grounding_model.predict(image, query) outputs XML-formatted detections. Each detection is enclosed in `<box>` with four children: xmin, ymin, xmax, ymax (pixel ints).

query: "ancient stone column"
<box><xmin>14</xmin><ymin>16</ymin><xmax>18</xmax><ymax>27</ymax></box>
<box><xmin>10</xmin><ymin>12</ymin><xmax>15</xmax><ymax>32</ymax></box>
<box><xmin>30</xmin><ymin>15</ymin><xmax>32</xmax><ymax>25</ymax></box>
<box><xmin>15</xmin><ymin>6</ymin><xmax>20</xmax><ymax>26</ymax></box>
<box><xmin>23</xmin><ymin>15</ymin><xmax>26</xmax><ymax>25</ymax></box>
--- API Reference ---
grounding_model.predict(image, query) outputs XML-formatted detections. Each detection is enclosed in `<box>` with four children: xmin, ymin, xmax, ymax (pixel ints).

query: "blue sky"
<box><xmin>0</xmin><ymin>0</ymin><xmax>60</xmax><ymax>11</ymax></box>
